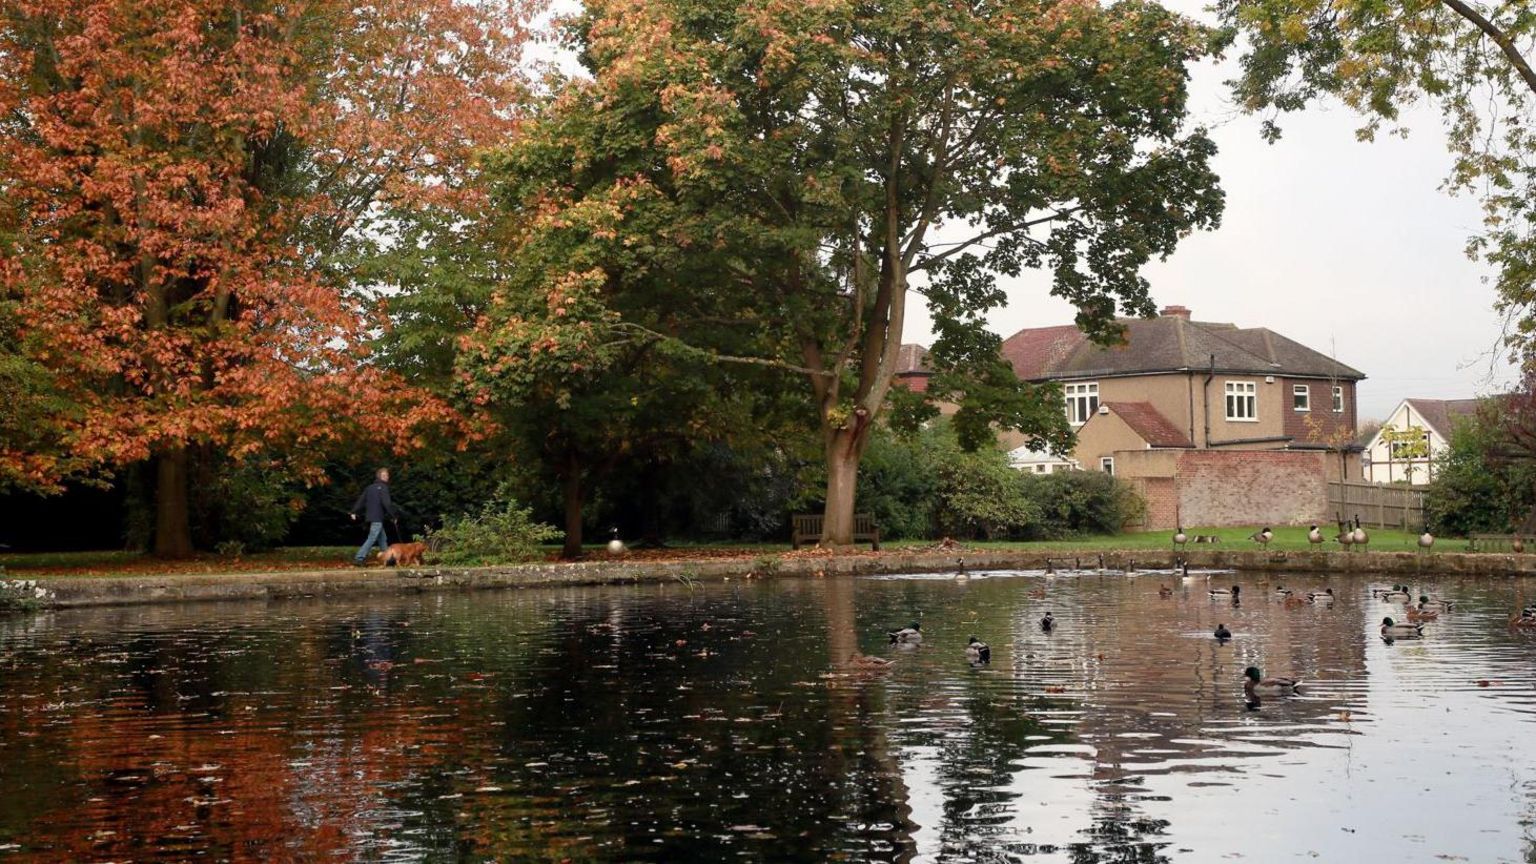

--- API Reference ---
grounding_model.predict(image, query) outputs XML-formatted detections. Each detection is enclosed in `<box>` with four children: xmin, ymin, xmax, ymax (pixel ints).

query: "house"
<box><xmin>1006</xmin><ymin>444</ymin><xmax>1079</xmax><ymax>474</ymax></box>
<box><xmin>1361</xmin><ymin>398</ymin><xmax>1482</xmax><ymax>485</ymax></box>
<box><xmin>998</xmin><ymin>305</ymin><xmax>1367</xmax><ymax>529</ymax></box>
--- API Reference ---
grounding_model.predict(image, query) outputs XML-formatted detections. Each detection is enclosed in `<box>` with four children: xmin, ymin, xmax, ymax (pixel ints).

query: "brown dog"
<box><xmin>380</xmin><ymin>542</ymin><xmax>427</xmax><ymax>567</ymax></box>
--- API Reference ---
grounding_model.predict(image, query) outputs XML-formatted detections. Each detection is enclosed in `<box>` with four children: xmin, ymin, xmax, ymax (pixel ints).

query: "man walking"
<box><xmin>351</xmin><ymin>468</ymin><xmax>401</xmax><ymax>566</ymax></box>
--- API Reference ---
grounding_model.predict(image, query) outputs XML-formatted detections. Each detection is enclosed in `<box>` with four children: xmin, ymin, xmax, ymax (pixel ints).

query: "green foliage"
<box><xmin>425</xmin><ymin>497</ymin><xmax>562</xmax><ymax>566</ymax></box>
<box><xmin>930</xmin><ymin>438</ymin><xmax>1039</xmax><ymax>541</ymax></box>
<box><xmin>1425</xmin><ymin>411</ymin><xmax>1535</xmax><ymax>536</ymax></box>
<box><xmin>854</xmin><ymin>430</ymin><xmax>941</xmax><ymax>540</ymax></box>
<box><xmin>1019</xmin><ymin>471</ymin><xmax>1146</xmax><ymax>540</ymax></box>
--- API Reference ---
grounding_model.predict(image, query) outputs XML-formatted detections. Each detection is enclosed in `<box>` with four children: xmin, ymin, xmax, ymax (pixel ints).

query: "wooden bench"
<box><xmin>791</xmin><ymin>513</ymin><xmax>880</xmax><ymax>550</ymax></box>
<box><xmin>1467</xmin><ymin>533</ymin><xmax>1527</xmax><ymax>553</ymax></box>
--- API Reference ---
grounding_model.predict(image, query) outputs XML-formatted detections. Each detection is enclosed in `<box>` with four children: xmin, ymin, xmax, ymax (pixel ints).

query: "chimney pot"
<box><xmin>1160</xmin><ymin>305</ymin><xmax>1191</xmax><ymax>319</ymax></box>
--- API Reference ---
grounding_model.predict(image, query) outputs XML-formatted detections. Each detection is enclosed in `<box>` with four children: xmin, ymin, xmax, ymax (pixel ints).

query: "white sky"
<box><xmin>905</xmin><ymin>3</ymin><xmax>1518</xmax><ymax>421</ymax></box>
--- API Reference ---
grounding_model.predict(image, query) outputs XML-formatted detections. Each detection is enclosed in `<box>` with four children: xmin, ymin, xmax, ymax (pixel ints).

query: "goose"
<box><xmin>1125</xmin><ymin>559</ymin><xmax>1138</xmax><ymax>576</ymax></box>
<box><xmin>954</xmin><ymin>557</ymin><xmax>968</xmax><ymax>581</ymax></box>
<box><xmin>1417</xmin><ymin>531</ymin><xmax>1435</xmax><ymax>554</ymax></box>
<box><xmin>1307</xmin><ymin>525</ymin><xmax>1324</xmax><ymax>546</ymax></box>
<box><xmin>1179</xmin><ymin>560</ymin><xmax>1190</xmax><ymax>579</ymax></box>
<box><xmin>606</xmin><ymin>528</ymin><xmax>625</xmax><ymax>555</ymax></box>
<box><xmin>1040</xmin><ymin>612</ymin><xmax>1056</xmax><ymax>633</ymax></box>
<box><xmin>1214</xmin><ymin>623</ymin><xmax>1233</xmax><ymax>643</ymax></box>
<box><xmin>1335</xmin><ymin>523</ymin><xmax>1355</xmax><ymax>550</ymax></box>
<box><xmin>1209</xmin><ymin>584</ymin><xmax>1240</xmax><ymax>600</ymax></box>
<box><xmin>1351</xmin><ymin>516</ymin><xmax>1369</xmax><ymax>549</ymax></box>
<box><xmin>888</xmin><ymin>622</ymin><xmax>923</xmax><ymax>644</ymax></box>
<box><xmin>1173</xmin><ymin>526</ymin><xmax>1189</xmax><ymax>551</ymax></box>
<box><xmin>1515</xmin><ymin>537</ymin><xmax>1527</xmax><ymax>554</ymax></box>
<box><xmin>1044</xmin><ymin>558</ymin><xmax>1056</xmax><ymax>576</ymax></box>
<box><xmin>1380</xmin><ymin>616</ymin><xmax>1424</xmax><ymax>639</ymax></box>
<box><xmin>1249</xmin><ymin>526</ymin><xmax>1274</xmax><ymax>547</ymax></box>
<box><xmin>1308</xmin><ymin>588</ymin><xmax>1335</xmax><ymax>605</ymax></box>
<box><xmin>965</xmin><ymin>636</ymin><xmax>991</xmax><ymax>665</ymax></box>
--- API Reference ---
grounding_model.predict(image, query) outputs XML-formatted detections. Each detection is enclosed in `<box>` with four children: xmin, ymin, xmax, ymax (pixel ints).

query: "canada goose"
<box><xmin>965</xmin><ymin>636</ymin><xmax>991</xmax><ymax>665</ymax></box>
<box><xmin>954</xmin><ymin>558</ymin><xmax>967</xmax><ymax>581</ymax></box>
<box><xmin>889</xmin><ymin>622</ymin><xmax>923</xmax><ymax>644</ymax></box>
<box><xmin>1249</xmin><ymin>526</ymin><xmax>1274</xmax><ymax>546</ymax></box>
<box><xmin>1515</xmin><ymin>537</ymin><xmax>1527</xmax><ymax>554</ymax></box>
<box><xmin>1040</xmin><ymin>612</ymin><xmax>1056</xmax><ymax>633</ymax></box>
<box><xmin>607</xmin><ymin>528</ymin><xmax>625</xmax><ymax>555</ymax></box>
<box><xmin>1418</xmin><ymin>531</ymin><xmax>1435</xmax><ymax>554</ymax></box>
<box><xmin>1308</xmin><ymin>525</ymin><xmax>1324</xmax><ymax>546</ymax></box>
<box><xmin>1044</xmin><ymin>558</ymin><xmax>1055</xmax><ymax>576</ymax></box>
<box><xmin>1214</xmin><ymin>624</ymin><xmax>1232</xmax><ymax>642</ymax></box>
<box><xmin>1380</xmin><ymin>616</ymin><xmax>1424</xmax><ymax>639</ymax></box>
<box><xmin>1173</xmin><ymin>527</ymin><xmax>1189</xmax><ymax>551</ymax></box>
<box><xmin>1351</xmin><ymin>516</ymin><xmax>1368</xmax><ymax>549</ymax></box>
<box><xmin>1336</xmin><ymin>523</ymin><xmax>1355</xmax><ymax>550</ymax></box>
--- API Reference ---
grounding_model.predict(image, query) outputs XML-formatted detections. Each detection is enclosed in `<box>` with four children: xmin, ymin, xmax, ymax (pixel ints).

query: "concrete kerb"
<box><xmin>15</xmin><ymin>547</ymin><xmax>1536</xmax><ymax>610</ymax></box>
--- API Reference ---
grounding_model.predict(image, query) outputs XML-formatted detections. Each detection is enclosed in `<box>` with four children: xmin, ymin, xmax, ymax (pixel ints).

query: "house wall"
<box><xmin>1363</xmin><ymin>401</ymin><xmax>1448</xmax><ymax>485</ymax></box>
<box><xmin>1089</xmin><ymin>374</ymin><xmax>1197</xmax><ymax>440</ymax></box>
<box><xmin>1280</xmin><ymin>378</ymin><xmax>1358</xmax><ymax>445</ymax></box>
<box><xmin>1115</xmin><ymin>449</ymin><xmax>1329</xmax><ymax>530</ymax></box>
<box><xmin>1073</xmin><ymin>410</ymin><xmax>1151</xmax><ymax>470</ymax></box>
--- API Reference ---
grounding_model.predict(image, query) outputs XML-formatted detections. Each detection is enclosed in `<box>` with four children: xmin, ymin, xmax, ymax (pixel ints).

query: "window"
<box><xmin>1224</xmin><ymin>381</ymin><xmax>1257</xmax><ymax>421</ymax></box>
<box><xmin>1390</xmin><ymin>432</ymin><xmax>1430</xmax><ymax>460</ymax></box>
<box><xmin>1100</xmin><ymin>457</ymin><xmax>1115</xmax><ymax>476</ymax></box>
<box><xmin>1065</xmin><ymin>382</ymin><xmax>1099</xmax><ymax>425</ymax></box>
<box><xmin>1034</xmin><ymin>465</ymin><xmax>1046</xmax><ymax>474</ymax></box>
<box><xmin>1332</xmin><ymin>386</ymin><xmax>1345</xmax><ymax>413</ymax></box>
<box><xmin>1293</xmin><ymin>385</ymin><xmax>1310</xmax><ymax>412</ymax></box>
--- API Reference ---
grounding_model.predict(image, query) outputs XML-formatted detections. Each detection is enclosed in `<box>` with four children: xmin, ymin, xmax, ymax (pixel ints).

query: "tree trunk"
<box><xmin>821</xmin><ymin>430</ymin><xmax>862</xmax><ymax>546</ymax></box>
<box><xmin>561</xmin><ymin>467</ymin><xmax>584</xmax><ymax>559</ymax></box>
<box><xmin>153</xmin><ymin>448</ymin><xmax>193</xmax><ymax>558</ymax></box>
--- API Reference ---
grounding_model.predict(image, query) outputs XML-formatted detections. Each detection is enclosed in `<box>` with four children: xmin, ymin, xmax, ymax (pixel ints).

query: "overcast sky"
<box><xmin>904</xmin><ymin>4</ymin><xmax>1517</xmax><ymax>421</ymax></box>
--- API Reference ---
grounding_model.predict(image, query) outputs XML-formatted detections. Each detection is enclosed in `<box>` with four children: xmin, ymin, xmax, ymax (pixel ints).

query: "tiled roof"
<box><xmin>1401</xmin><ymin>398</ymin><xmax>1484</xmax><ymax>437</ymax></box>
<box><xmin>1000</xmin><ymin>314</ymin><xmax>1365</xmax><ymax>382</ymax></box>
<box><xmin>895</xmin><ymin>343</ymin><xmax>930</xmax><ymax>374</ymax></box>
<box><xmin>1101</xmin><ymin>401</ymin><xmax>1194</xmax><ymax>448</ymax></box>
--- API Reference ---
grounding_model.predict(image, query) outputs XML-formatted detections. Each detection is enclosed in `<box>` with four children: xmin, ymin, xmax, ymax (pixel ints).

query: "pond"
<box><xmin>1</xmin><ymin>570</ymin><xmax>1535</xmax><ymax>862</ymax></box>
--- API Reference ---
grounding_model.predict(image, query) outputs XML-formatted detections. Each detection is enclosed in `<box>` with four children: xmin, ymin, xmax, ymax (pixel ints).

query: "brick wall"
<box><xmin>1139</xmin><ymin>476</ymin><xmax>1179</xmax><ymax>530</ymax></box>
<box><xmin>1173</xmin><ymin>450</ymin><xmax>1328</xmax><ymax>529</ymax></box>
<box><xmin>1281</xmin><ymin>378</ymin><xmax>1357</xmax><ymax>445</ymax></box>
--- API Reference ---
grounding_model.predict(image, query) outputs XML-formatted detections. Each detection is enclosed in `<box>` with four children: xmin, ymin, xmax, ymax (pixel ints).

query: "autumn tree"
<box><xmin>479</xmin><ymin>0</ymin><xmax>1224</xmax><ymax>545</ymax></box>
<box><xmin>1218</xmin><ymin>0</ymin><xmax>1536</xmax><ymax>364</ymax></box>
<box><xmin>0</xmin><ymin>0</ymin><xmax>535</xmax><ymax>554</ymax></box>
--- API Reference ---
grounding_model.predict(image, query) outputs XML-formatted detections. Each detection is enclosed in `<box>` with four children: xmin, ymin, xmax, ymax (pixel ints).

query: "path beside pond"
<box><xmin>8</xmin><ymin>546</ymin><xmax>1536</xmax><ymax>609</ymax></box>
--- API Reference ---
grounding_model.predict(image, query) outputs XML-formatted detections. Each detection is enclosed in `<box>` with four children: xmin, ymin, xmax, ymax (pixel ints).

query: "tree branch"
<box><xmin>1440</xmin><ymin>0</ymin><xmax>1536</xmax><ymax>95</ymax></box>
<box><xmin>911</xmin><ymin>207</ymin><xmax>1080</xmax><ymax>272</ymax></box>
<box><xmin>610</xmin><ymin>322</ymin><xmax>834</xmax><ymax>378</ymax></box>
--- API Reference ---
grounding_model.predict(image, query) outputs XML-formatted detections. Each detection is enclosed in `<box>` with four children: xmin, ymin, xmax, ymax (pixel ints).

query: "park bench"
<box><xmin>1467</xmin><ymin>533</ymin><xmax>1528</xmax><ymax>553</ymax></box>
<box><xmin>791</xmin><ymin>513</ymin><xmax>880</xmax><ymax>551</ymax></box>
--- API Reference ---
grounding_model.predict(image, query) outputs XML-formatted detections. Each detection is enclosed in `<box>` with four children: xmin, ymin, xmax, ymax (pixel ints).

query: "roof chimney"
<box><xmin>1160</xmin><ymin>305</ymin><xmax>1191</xmax><ymax>319</ymax></box>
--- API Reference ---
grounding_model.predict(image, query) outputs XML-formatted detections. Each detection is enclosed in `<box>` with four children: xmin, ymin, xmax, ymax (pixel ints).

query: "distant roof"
<box><xmin>1100</xmin><ymin>401</ymin><xmax>1195</xmax><ymax>448</ymax></box>
<box><xmin>1000</xmin><ymin>309</ymin><xmax>1365</xmax><ymax>382</ymax></box>
<box><xmin>895</xmin><ymin>343</ymin><xmax>930</xmax><ymax>375</ymax></box>
<box><xmin>1401</xmin><ymin>398</ymin><xmax>1484</xmax><ymax>436</ymax></box>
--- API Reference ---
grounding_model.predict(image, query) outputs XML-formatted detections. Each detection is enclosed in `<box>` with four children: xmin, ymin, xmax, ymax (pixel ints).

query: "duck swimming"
<box><xmin>889</xmin><ymin>622</ymin><xmax>923</xmax><ymax>644</ymax></box>
<box><xmin>1244</xmin><ymin>666</ymin><xmax>1300</xmax><ymax>707</ymax></box>
<box><xmin>1209</xmin><ymin>585</ymin><xmax>1240</xmax><ymax>600</ymax></box>
<box><xmin>1418</xmin><ymin>595</ymin><xmax>1455</xmax><ymax>612</ymax></box>
<box><xmin>965</xmin><ymin>636</ymin><xmax>991</xmax><ymax>665</ymax></box>
<box><xmin>1214</xmin><ymin>623</ymin><xmax>1232</xmax><ymax>643</ymax></box>
<box><xmin>1380</xmin><ymin>616</ymin><xmax>1424</xmax><ymax>640</ymax></box>
<box><xmin>1040</xmin><ymin>612</ymin><xmax>1056</xmax><ymax>633</ymax></box>
<box><xmin>1308</xmin><ymin>588</ymin><xmax>1335</xmax><ymax>605</ymax></box>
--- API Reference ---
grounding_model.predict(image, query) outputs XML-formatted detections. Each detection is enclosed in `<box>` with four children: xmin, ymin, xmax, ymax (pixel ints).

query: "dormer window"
<box><xmin>1065</xmin><ymin>382</ymin><xmax>1099</xmax><ymax>425</ymax></box>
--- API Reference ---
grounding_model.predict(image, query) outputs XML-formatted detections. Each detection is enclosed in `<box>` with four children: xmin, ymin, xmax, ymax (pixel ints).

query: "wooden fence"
<box><xmin>1327</xmin><ymin>481</ymin><xmax>1426</xmax><ymax>531</ymax></box>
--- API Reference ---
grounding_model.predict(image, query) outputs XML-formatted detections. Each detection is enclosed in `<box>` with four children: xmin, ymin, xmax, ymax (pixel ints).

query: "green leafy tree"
<box><xmin>1425</xmin><ymin>407</ymin><xmax>1534</xmax><ymax>535</ymax></box>
<box><xmin>1218</xmin><ymin>0</ymin><xmax>1536</xmax><ymax>365</ymax></box>
<box><xmin>484</xmin><ymin>0</ymin><xmax>1223</xmax><ymax>545</ymax></box>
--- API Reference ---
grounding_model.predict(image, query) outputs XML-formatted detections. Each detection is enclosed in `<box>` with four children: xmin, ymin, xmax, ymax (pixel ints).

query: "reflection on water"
<box><xmin>1</xmin><ymin>572</ymin><xmax>1535</xmax><ymax>862</ymax></box>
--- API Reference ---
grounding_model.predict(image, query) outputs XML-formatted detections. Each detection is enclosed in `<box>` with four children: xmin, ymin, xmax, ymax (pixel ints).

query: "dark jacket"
<box><xmin>352</xmin><ymin>481</ymin><xmax>399</xmax><ymax>523</ymax></box>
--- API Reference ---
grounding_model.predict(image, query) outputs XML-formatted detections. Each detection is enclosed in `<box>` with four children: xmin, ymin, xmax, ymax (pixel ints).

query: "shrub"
<box><xmin>425</xmin><ymin>498</ymin><xmax>561</xmax><ymax>565</ymax></box>
<box><xmin>1425</xmin><ymin>413</ymin><xmax>1536</xmax><ymax>536</ymax></box>
<box><xmin>1018</xmin><ymin>471</ymin><xmax>1144</xmax><ymax>539</ymax></box>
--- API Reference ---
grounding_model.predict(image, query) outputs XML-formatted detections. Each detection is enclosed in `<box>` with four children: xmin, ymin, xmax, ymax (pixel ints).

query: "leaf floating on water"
<box><xmin>473</xmin><ymin>786</ymin><xmax>503</xmax><ymax>793</ymax></box>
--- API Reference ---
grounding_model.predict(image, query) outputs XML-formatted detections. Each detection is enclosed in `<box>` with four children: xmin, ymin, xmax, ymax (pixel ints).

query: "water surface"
<box><xmin>2</xmin><ymin>571</ymin><xmax>1535</xmax><ymax>862</ymax></box>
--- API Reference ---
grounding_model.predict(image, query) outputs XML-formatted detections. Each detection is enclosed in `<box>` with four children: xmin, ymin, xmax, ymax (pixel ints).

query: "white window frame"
<box><xmin>1064</xmin><ymin>382</ymin><xmax>1099</xmax><ymax>426</ymax></box>
<box><xmin>1293</xmin><ymin>384</ymin><xmax>1310</xmax><ymax>412</ymax></box>
<box><xmin>1100</xmin><ymin>456</ymin><xmax>1115</xmax><ymax>475</ymax></box>
<box><xmin>1332</xmin><ymin>386</ymin><xmax>1345</xmax><ymax>413</ymax></box>
<box><xmin>1224</xmin><ymin>380</ymin><xmax>1257</xmax><ymax>422</ymax></box>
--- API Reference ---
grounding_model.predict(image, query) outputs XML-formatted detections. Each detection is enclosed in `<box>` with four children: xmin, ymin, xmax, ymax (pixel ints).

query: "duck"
<box><xmin>849</xmin><ymin>653</ymin><xmax>894</xmax><ymax>669</ymax></box>
<box><xmin>1307</xmin><ymin>525</ymin><xmax>1324</xmax><ymax>546</ymax></box>
<box><xmin>965</xmin><ymin>636</ymin><xmax>991</xmax><ymax>665</ymax></box>
<box><xmin>1244</xmin><ymin>666</ymin><xmax>1301</xmax><ymax>694</ymax></box>
<box><xmin>1380</xmin><ymin>616</ymin><xmax>1424</xmax><ymax>639</ymax></box>
<box><xmin>1039</xmin><ymin>612</ymin><xmax>1056</xmax><ymax>633</ymax></box>
<box><xmin>1249</xmin><ymin>526</ymin><xmax>1274</xmax><ymax>547</ymax></box>
<box><xmin>1307</xmin><ymin>588</ymin><xmax>1335</xmax><ymax>605</ymax></box>
<box><xmin>888</xmin><ymin>622</ymin><xmax>923</xmax><ymax>644</ymax></box>
<box><xmin>1405</xmin><ymin>606</ymin><xmax>1439</xmax><ymax>622</ymax></box>
<box><xmin>1173</xmin><ymin>526</ymin><xmax>1188</xmax><ymax>551</ymax></box>
<box><xmin>1274</xmin><ymin>586</ymin><xmax>1293</xmax><ymax>598</ymax></box>
<box><xmin>1158</xmin><ymin>584</ymin><xmax>1173</xmax><ymax>598</ymax></box>
<box><xmin>1418</xmin><ymin>531</ymin><xmax>1435</xmax><ymax>554</ymax></box>
<box><xmin>1417</xmin><ymin>595</ymin><xmax>1455</xmax><ymax>612</ymax></box>
<box><xmin>1380</xmin><ymin>585</ymin><xmax>1412</xmax><ymax>602</ymax></box>
<box><xmin>606</xmin><ymin>528</ymin><xmax>625</xmax><ymax>555</ymax></box>
<box><xmin>1209</xmin><ymin>584</ymin><xmax>1240</xmax><ymax>600</ymax></box>
<box><xmin>1179</xmin><ymin>560</ymin><xmax>1190</xmax><ymax>579</ymax></box>
<box><xmin>1214</xmin><ymin>623</ymin><xmax>1233</xmax><ymax>643</ymax></box>
<box><xmin>1351</xmin><ymin>516</ymin><xmax>1369</xmax><ymax>549</ymax></box>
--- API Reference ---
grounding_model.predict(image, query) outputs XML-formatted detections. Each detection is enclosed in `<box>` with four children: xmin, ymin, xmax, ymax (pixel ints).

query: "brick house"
<box><xmin>997</xmin><ymin>305</ymin><xmax>1367</xmax><ymax>529</ymax></box>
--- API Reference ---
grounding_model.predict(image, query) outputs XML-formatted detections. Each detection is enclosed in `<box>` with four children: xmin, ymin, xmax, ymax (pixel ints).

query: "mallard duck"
<box><xmin>1173</xmin><ymin>527</ymin><xmax>1188</xmax><ymax>551</ymax></box>
<box><xmin>1308</xmin><ymin>588</ymin><xmax>1335</xmax><ymax>604</ymax></box>
<box><xmin>1244</xmin><ymin>665</ymin><xmax>1301</xmax><ymax>694</ymax></box>
<box><xmin>965</xmin><ymin>636</ymin><xmax>991</xmax><ymax>665</ymax></box>
<box><xmin>1380</xmin><ymin>585</ymin><xmax>1412</xmax><ymax>602</ymax></box>
<box><xmin>1158</xmin><ymin>584</ymin><xmax>1173</xmax><ymax>598</ymax></box>
<box><xmin>1380</xmin><ymin>616</ymin><xmax>1424</xmax><ymax>639</ymax></box>
<box><xmin>1209</xmin><ymin>585</ymin><xmax>1240</xmax><ymax>599</ymax></box>
<box><xmin>1417</xmin><ymin>531</ymin><xmax>1435</xmax><ymax>554</ymax></box>
<box><xmin>849</xmin><ymin>653</ymin><xmax>894</xmax><ymax>669</ymax></box>
<box><xmin>1040</xmin><ymin>612</ymin><xmax>1055</xmax><ymax>633</ymax></box>
<box><xmin>1214</xmin><ymin>623</ymin><xmax>1232</xmax><ymax>642</ymax></box>
<box><xmin>1249</xmin><ymin>526</ymin><xmax>1273</xmax><ymax>546</ymax></box>
<box><xmin>1405</xmin><ymin>606</ymin><xmax>1439</xmax><ymax>621</ymax></box>
<box><xmin>1307</xmin><ymin>525</ymin><xmax>1324</xmax><ymax>546</ymax></box>
<box><xmin>888</xmin><ymin>622</ymin><xmax>923</xmax><ymax>644</ymax></box>
<box><xmin>606</xmin><ymin>528</ymin><xmax>625</xmax><ymax>555</ymax></box>
<box><xmin>1274</xmin><ymin>586</ymin><xmax>1293</xmax><ymax>598</ymax></box>
<box><xmin>1417</xmin><ymin>595</ymin><xmax>1455</xmax><ymax>612</ymax></box>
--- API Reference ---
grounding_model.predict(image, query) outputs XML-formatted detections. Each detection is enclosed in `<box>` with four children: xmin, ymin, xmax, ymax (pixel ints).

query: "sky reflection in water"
<box><xmin>1</xmin><ymin>571</ymin><xmax>1535</xmax><ymax>862</ymax></box>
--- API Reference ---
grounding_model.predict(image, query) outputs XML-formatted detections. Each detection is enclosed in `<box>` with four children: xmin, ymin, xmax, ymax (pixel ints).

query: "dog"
<box><xmin>379</xmin><ymin>542</ymin><xmax>427</xmax><ymax>567</ymax></box>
